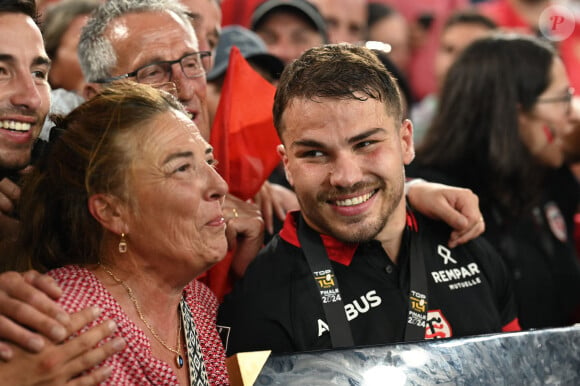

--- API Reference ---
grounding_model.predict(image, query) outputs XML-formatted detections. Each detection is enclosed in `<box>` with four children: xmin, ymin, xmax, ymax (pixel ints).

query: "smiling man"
<box><xmin>0</xmin><ymin>9</ymin><xmax>49</xmax><ymax>173</ymax></box>
<box><xmin>79</xmin><ymin>0</ymin><xmax>212</xmax><ymax>140</ymax></box>
<box><xmin>0</xmin><ymin>0</ymin><xmax>51</xmax><ymax>243</ymax></box>
<box><xmin>218</xmin><ymin>44</ymin><xmax>521</xmax><ymax>355</ymax></box>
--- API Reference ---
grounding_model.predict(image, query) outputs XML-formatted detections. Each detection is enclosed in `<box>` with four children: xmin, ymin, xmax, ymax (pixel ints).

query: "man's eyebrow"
<box><xmin>347</xmin><ymin>128</ymin><xmax>386</xmax><ymax>144</ymax></box>
<box><xmin>163</xmin><ymin>151</ymin><xmax>194</xmax><ymax>165</ymax></box>
<box><xmin>0</xmin><ymin>54</ymin><xmax>51</xmax><ymax>67</ymax></box>
<box><xmin>0</xmin><ymin>54</ymin><xmax>14</xmax><ymax>63</ymax></box>
<box><xmin>291</xmin><ymin>139</ymin><xmax>325</xmax><ymax>149</ymax></box>
<box><xmin>33</xmin><ymin>56</ymin><xmax>51</xmax><ymax>67</ymax></box>
<box><xmin>291</xmin><ymin>128</ymin><xmax>387</xmax><ymax>149</ymax></box>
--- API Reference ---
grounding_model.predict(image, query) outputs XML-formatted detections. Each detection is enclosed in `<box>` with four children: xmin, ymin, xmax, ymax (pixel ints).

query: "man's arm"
<box><xmin>406</xmin><ymin>180</ymin><xmax>485</xmax><ymax>248</ymax></box>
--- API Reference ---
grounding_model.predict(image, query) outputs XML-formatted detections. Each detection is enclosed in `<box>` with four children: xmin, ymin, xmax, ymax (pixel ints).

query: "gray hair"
<box><xmin>78</xmin><ymin>0</ymin><xmax>192</xmax><ymax>82</ymax></box>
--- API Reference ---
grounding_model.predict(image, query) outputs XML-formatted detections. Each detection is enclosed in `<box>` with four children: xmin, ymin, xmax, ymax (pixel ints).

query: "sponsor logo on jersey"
<box><xmin>544</xmin><ymin>201</ymin><xmax>568</xmax><ymax>242</ymax></box>
<box><xmin>431</xmin><ymin>245</ymin><xmax>482</xmax><ymax>290</ymax></box>
<box><xmin>317</xmin><ymin>290</ymin><xmax>382</xmax><ymax>336</ymax></box>
<box><xmin>425</xmin><ymin>310</ymin><xmax>452</xmax><ymax>339</ymax></box>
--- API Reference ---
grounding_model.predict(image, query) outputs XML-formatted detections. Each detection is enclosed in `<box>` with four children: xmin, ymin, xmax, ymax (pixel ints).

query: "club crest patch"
<box><xmin>424</xmin><ymin>310</ymin><xmax>452</xmax><ymax>339</ymax></box>
<box><xmin>544</xmin><ymin>202</ymin><xmax>567</xmax><ymax>242</ymax></box>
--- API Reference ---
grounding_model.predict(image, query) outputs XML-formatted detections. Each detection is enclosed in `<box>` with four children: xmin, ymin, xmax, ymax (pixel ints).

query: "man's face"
<box><xmin>104</xmin><ymin>10</ymin><xmax>211</xmax><ymax>139</ymax></box>
<box><xmin>255</xmin><ymin>11</ymin><xmax>325</xmax><ymax>65</ymax></box>
<box><xmin>278</xmin><ymin>95</ymin><xmax>414</xmax><ymax>243</ymax></box>
<box><xmin>435</xmin><ymin>23</ymin><xmax>493</xmax><ymax>90</ymax></box>
<box><xmin>0</xmin><ymin>13</ymin><xmax>50</xmax><ymax>171</ymax></box>
<box><xmin>180</xmin><ymin>0</ymin><xmax>222</xmax><ymax>70</ymax></box>
<box><xmin>310</xmin><ymin>0</ymin><xmax>367</xmax><ymax>44</ymax></box>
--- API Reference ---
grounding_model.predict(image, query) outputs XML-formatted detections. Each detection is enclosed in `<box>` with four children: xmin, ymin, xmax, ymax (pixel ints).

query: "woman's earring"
<box><xmin>118</xmin><ymin>233</ymin><xmax>127</xmax><ymax>254</ymax></box>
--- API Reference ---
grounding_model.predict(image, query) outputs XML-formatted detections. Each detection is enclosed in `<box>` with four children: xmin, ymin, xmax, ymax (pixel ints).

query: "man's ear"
<box><xmin>277</xmin><ymin>144</ymin><xmax>294</xmax><ymax>186</ymax></box>
<box><xmin>400</xmin><ymin>119</ymin><xmax>415</xmax><ymax>165</ymax></box>
<box><xmin>82</xmin><ymin>82</ymin><xmax>102</xmax><ymax>101</ymax></box>
<box><xmin>88</xmin><ymin>193</ymin><xmax>128</xmax><ymax>235</ymax></box>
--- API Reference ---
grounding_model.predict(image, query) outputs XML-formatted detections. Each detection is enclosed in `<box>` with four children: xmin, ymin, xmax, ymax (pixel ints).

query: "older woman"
<box><xmin>14</xmin><ymin>82</ymin><xmax>259</xmax><ymax>384</ymax></box>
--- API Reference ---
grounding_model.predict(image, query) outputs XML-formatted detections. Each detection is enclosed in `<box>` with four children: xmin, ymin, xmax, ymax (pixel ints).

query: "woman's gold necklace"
<box><xmin>100</xmin><ymin>265</ymin><xmax>185</xmax><ymax>368</ymax></box>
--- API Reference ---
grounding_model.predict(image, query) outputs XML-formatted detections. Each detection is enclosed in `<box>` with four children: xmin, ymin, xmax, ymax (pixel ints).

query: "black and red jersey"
<box><xmin>218</xmin><ymin>210</ymin><xmax>520</xmax><ymax>356</ymax></box>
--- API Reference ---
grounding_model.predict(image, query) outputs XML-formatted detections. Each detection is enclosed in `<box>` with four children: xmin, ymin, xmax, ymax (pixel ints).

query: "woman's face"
<box><xmin>122</xmin><ymin>109</ymin><xmax>228</xmax><ymax>278</ymax></box>
<box><xmin>519</xmin><ymin>58</ymin><xmax>572</xmax><ymax>167</ymax></box>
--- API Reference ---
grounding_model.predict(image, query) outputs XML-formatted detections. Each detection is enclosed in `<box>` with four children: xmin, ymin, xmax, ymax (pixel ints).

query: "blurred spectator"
<box><xmin>309</xmin><ymin>0</ymin><xmax>367</xmax><ymax>43</ymax></box>
<box><xmin>411</xmin><ymin>10</ymin><xmax>497</xmax><ymax>144</ymax></box>
<box><xmin>372</xmin><ymin>0</ymin><xmax>469</xmax><ymax>100</ymax></box>
<box><xmin>42</xmin><ymin>0</ymin><xmax>99</xmax><ymax>94</ymax></box>
<box><xmin>251</xmin><ymin>0</ymin><xmax>328</xmax><ymax>64</ymax></box>
<box><xmin>370</xmin><ymin>48</ymin><xmax>413</xmax><ymax>117</ymax></box>
<box><xmin>182</xmin><ymin>0</ymin><xmax>222</xmax><ymax>70</ymax></box>
<box><xmin>409</xmin><ymin>34</ymin><xmax>580</xmax><ymax>329</ymax></box>
<box><xmin>367</xmin><ymin>2</ymin><xmax>411</xmax><ymax>75</ymax></box>
<box><xmin>206</xmin><ymin>25</ymin><xmax>284</xmax><ymax>127</ymax></box>
<box><xmin>478</xmin><ymin>0</ymin><xmax>580</xmax><ymax>97</ymax></box>
<box><xmin>37</xmin><ymin>0</ymin><xmax>62</xmax><ymax>18</ymax></box>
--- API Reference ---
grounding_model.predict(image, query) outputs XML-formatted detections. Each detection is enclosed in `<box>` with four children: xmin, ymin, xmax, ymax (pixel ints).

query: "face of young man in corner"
<box><xmin>0</xmin><ymin>13</ymin><xmax>50</xmax><ymax>171</ymax></box>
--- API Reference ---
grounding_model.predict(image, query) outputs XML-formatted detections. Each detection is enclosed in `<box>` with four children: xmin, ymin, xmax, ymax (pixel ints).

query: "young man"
<box><xmin>218</xmin><ymin>44</ymin><xmax>520</xmax><ymax>355</ymax></box>
<box><xmin>0</xmin><ymin>0</ymin><xmax>51</xmax><ymax>245</ymax></box>
<box><xmin>0</xmin><ymin>1</ymin><xmax>123</xmax><ymax>383</ymax></box>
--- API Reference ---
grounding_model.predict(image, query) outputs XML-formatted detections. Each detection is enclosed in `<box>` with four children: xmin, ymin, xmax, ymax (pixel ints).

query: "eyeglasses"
<box><xmin>536</xmin><ymin>87</ymin><xmax>575</xmax><ymax>105</ymax></box>
<box><xmin>94</xmin><ymin>51</ymin><xmax>211</xmax><ymax>84</ymax></box>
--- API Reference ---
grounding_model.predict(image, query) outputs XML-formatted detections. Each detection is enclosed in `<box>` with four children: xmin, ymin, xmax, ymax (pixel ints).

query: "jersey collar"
<box><xmin>280</xmin><ymin>210</ymin><xmax>418</xmax><ymax>266</ymax></box>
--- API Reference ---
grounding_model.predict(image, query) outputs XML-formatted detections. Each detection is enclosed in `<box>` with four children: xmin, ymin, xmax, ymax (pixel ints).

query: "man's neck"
<box><xmin>374</xmin><ymin>201</ymin><xmax>408</xmax><ymax>264</ymax></box>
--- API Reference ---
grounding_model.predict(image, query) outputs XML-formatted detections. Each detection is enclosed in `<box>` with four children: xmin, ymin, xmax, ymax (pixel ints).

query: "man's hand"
<box><xmin>0</xmin><ymin>270</ymin><xmax>72</xmax><ymax>358</ymax></box>
<box><xmin>253</xmin><ymin>182</ymin><xmax>299</xmax><ymax>235</ymax></box>
<box><xmin>0</xmin><ymin>307</ymin><xmax>126</xmax><ymax>385</ymax></box>
<box><xmin>223</xmin><ymin>194</ymin><xmax>265</xmax><ymax>278</ymax></box>
<box><xmin>407</xmin><ymin>181</ymin><xmax>485</xmax><ymax>248</ymax></box>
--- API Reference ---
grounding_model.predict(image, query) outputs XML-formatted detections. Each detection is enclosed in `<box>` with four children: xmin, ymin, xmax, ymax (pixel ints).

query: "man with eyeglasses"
<box><xmin>80</xmin><ymin>0</ymin><xmax>213</xmax><ymax>140</ymax></box>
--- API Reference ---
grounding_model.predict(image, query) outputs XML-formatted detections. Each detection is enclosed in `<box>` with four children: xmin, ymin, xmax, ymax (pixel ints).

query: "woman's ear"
<box><xmin>88</xmin><ymin>193</ymin><xmax>128</xmax><ymax>234</ymax></box>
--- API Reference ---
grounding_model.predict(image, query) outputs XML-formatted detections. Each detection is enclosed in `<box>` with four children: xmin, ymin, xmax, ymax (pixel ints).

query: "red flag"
<box><xmin>209</xmin><ymin>46</ymin><xmax>281</xmax><ymax>200</ymax></box>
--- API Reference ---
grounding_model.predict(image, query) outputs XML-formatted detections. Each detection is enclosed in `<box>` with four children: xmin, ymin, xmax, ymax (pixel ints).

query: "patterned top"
<box><xmin>48</xmin><ymin>265</ymin><xmax>229</xmax><ymax>385</ymax></box>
